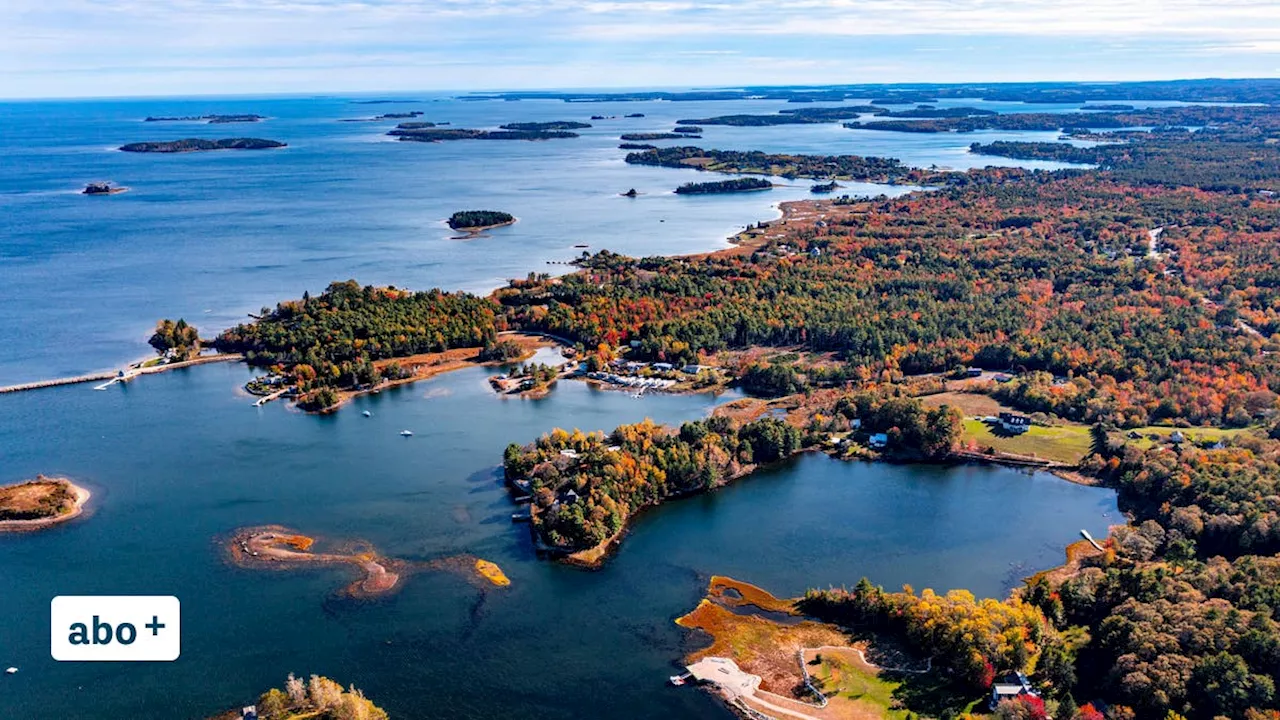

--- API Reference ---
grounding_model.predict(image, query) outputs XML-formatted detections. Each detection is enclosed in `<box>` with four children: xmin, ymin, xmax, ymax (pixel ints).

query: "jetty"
<box><xmin>0</xmin><ymin>354</ymin><xmax>242</xmax><ymax>395</ymax></box>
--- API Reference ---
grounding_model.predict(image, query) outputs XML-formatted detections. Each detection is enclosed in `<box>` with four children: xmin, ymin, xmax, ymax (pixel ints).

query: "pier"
<box><xmin>0</xmin><ymin>354</ymin><xmax>243</xmax><ymax>395</ymax></box>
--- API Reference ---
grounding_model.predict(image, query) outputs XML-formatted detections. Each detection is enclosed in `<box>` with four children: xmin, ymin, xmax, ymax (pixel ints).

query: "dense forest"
<box><xmin>118</xmin><ymin>138</ymin><xmax>285</xmax><ymax>152</ymax></box>
<box><xmin>619</xmin><ymin>132</ymin><xmax>692</xmax><ymax>140</ymax></box>
<box><xmin>497</xmin><ymin>121</ymin><xmax>591</xmax><ymax>131</ymax></box>
<box><xmin>625</xmin><ymin>145</ymin><xmax>935</xmax><ymax>183</ymax></box>
<box><xmin>213</xmin><ymin>280</ymin><xmax>500</xmax><ymax>400</ymax></box>
<box><xmin>148</xmin><ymin>318</ymin><xmax>200</xmax><ymax>359</ymax></box>
<box><xmin>388</xmin><ymin>127</ymin><xmax>579</xmax><ymax>142</ymax></box>
<box><xmin>503</xmin><ymin>416</ymin><xmax>802</xmax><ymax>553</ymax></box>
<box><xmin>673</xmin><ymin>177</ymin><xmax>772</xmax><ymax>194</ymax></box>
<box><xmin>447</xmin><ymin>210</ymin><xmax>515</xmax><ymax>229</ymax></box>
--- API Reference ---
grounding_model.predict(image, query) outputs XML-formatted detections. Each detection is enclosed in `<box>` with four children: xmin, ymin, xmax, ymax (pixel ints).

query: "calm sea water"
<box><xmin>0</xmin><ymin>93</ymin><xmax>1120</xmax><ymax>719</ymax></box>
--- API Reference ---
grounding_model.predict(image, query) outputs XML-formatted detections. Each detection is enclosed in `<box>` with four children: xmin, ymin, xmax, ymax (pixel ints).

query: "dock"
<box><xmin>1080</xmin><ymin>529</ymin><xmax>1105</xmax><ymax>552</ymax></box>
<box><xmin>0</xmin><ymin>354</ymin><xmax>242</xmax><ymax>395</ymax></box>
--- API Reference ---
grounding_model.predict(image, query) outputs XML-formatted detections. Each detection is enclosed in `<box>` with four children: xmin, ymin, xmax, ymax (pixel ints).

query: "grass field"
<box><xmin>961</xmin><ymin>419</ymin><xmax>1094</xmax><ymax>465</ymax></box>
<box><xmin>807</xmin><ymin>649</ymin><xmax>910</xmax><ymax>719</ymax></box>
<box><xmin>919</xmin><ymin>391</ymin><xmax>1011</xmax><ymax>417</ymax></box>
<box><xmin>1120</xmin><ymin>425</ymin><xmax>1258</xmax><ymax>449</ymax></box>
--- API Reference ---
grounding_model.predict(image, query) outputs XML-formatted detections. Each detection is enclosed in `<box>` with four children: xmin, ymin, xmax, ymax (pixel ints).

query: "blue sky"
<box><xmin>3</xmin><ymin>0</ymin><xmax>1279</xmax><ymax>98</ymax></box>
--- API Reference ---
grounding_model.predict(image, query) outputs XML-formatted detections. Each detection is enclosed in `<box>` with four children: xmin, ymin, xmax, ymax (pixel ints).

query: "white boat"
<box><xmin>363</xmin><ymin>411</ymin><xmax>372</xmax><ymax>417</ymax></box>
<box><xmin>400</xmin><ymin>430</ymin><xmax>413</xmax><ymax>437</ymax></box>
<box><xmin>5</xmin><ymin>667</ymin><xmax>16</xmax><ymax>675</ymax></box>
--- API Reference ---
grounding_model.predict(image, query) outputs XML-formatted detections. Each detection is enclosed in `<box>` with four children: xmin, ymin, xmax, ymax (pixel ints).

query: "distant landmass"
<box><xmin>119</xmin><ymin>138</ymin><xmax>286</xmax><ymax>153</ymax></box>
<box><xmin>498</xmin><ymin>121</ymin><xmax>592</xmax><ymax>131</ymax></box>
<box><xmin>620</xmin><ymin>132</ymin><xmax>696</xmax><ymax>141</ymax></box>
<box><xmin>389</xmin><ymin>126</ymin><xmax>579</xmax><ymax>142</ymax></box>
<box><xmin>144</xmin><ymin>114</ymin><xmax>264</xmax><ymax>124</ymax></box>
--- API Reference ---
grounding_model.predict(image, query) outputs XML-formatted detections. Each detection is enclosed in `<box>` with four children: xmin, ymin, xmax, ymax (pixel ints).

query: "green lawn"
<box><xmin>961</xmin><ymin>419</ymin><xmax>1094</xmax><ymax>465</ymax></box>
<box><xmin>1119</xmin><ymin>425</ymin><xmax>1258</xmax><ymax>450</ymax></box>
<box><xmin>808</xmin><ymin>650</ymin><xmax>910</xmax><ymax>719</ymax></box>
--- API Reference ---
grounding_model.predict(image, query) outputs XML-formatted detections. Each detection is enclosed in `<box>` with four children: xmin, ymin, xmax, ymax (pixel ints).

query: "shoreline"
<box><xmin>0</xmin><ymin>477</ymin><xmax>92</xmax><ymax>533</ymax></box>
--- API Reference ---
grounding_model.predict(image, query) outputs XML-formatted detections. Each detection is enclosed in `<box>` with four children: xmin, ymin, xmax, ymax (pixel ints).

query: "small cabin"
<box><xmin>999</xmin><ymin>412</ymin><xmax>1031</xmax><ymax>434</ymax></box>
<box><xmin>1169</xmin><ymin>430</ymin><xmax>1185</xmax><ymax>444</ymax></box>
<box><xmin>652</xmin><ymin>362</ymin><xmax>674</xmax><ymax>372</ymax></box>
<box><xmin>868</xmin><ymin>433</ymin><xmax>889</xmax><ymax>449</ymax></box>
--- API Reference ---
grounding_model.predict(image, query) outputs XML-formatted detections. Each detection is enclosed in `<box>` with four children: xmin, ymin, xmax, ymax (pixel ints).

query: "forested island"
<box><xmin>447</xmin><ymin>210</ymin><xmax>515</xmax><ymax>231</ymax></box>
<box><xmin>617</xmin><ymin>142</ymin><xmax>657</xmax><ymax>150</ymax></box>
<box><xmin>144</xmin><ymin>114</ymin><xmax>264</xmax><ymax>123</ymax></box>
<box><xmin>674</xmin><ymin>177</ymin><xmax>773</xmax><ymax>194</ymax></box>
<box><xmin>624</xmin><ymin>145</ymin><xmax>939</xmax><ymax>183</ymax></box>
<box><xmin>809</xmin><ymin>180</ymin><xmax>839</xmax><ymax>193</ymax></box>
<box><xmin>388</xmin><ymin>126</ymin><xmax>579</xmax><ymax>142</ymax></box>
<box><xmin>498</xmin><ymin>121</ymin><xmax>592</xmax><ymax>131</ymax></box>
<box><xmin>82</xmin><ymin>181</ymin><xmax>127</xmax><ymax>195</ymax></box>
<box><xmin>619</xmin><ymin>132</ymin><xmax>693</xmax><ymax>140</ymax></box>
<box><xmin>675</xmin><ymin>105</ymin><xmax>883</xmax><ymax>126</ymax></box>
<box><xmin>119</xmin><ymin>138</ymin><xmax>286</xmax><ymax>153</ymax></box>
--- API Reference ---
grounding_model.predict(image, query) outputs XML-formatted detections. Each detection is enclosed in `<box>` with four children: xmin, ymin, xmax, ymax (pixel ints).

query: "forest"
<box><xmin>388</xmin><ymin>127</ymin><xmax>579</xmax><ymax>142</ymax></box>
<box><xmin>503</xmin><ymin>416</ymin><xmax>802</xmax><ymax>553</ymax></box>
<box><xmin>673</xmin><ymin>177</ymin><xmax>772</xmax><ymax>194</ymax></box>
<box><xmin>497</xmin><ymin>121</ymin><xmax>592</xmax><ymax>131</ymax></box>
<box><xmin>213</xmin><ymin>280</ymin><xmax>500</xmax><ymax>402</ymax></box>
<box><xmin>447</xmin><ymin>210</ymin><xmax>515</xmax><ymax>229</ymax></box>
<box><xmin>624</xmin><ymin>145</ymin><xmax>938</xmax><ymax>183</ymax></box>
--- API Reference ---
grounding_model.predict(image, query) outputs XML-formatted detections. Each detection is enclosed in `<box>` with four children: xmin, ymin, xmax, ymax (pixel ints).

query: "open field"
<box><xmin>919</xmin><ymin>390</ymin><xmax>1011</xmax><ymax>417</ymax></box>
<box><xmin>960</xmin><ymin>419</ymin><xmax>1093</xmax><ymax>465</ymax></box>
<box><xmin>1119</xmin><ymin>424</ymin><xmax>1258</xmax><ymax>449</ymax></box>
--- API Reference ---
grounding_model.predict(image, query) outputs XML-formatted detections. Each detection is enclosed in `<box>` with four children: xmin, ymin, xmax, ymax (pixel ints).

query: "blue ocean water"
<box><xmin>1</xmin><ymin>93</ymin><xmax>1085</xmax><ymax>384</ymax></box>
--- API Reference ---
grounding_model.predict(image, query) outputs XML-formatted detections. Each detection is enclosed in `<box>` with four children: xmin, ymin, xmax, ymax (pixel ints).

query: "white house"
<box><xmin>999</xmin><ymin>412</ymin><xmax>1031</xmax><ymax>434</ymax></box>
<box><xmin>990</xmin><ymin>672</ymin><xmax>1039</xmax><ymax>710</ymax></box>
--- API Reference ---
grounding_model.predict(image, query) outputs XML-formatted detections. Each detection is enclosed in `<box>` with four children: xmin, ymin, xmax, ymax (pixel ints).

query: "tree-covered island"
<box><xmin>447</xmin><ymin>210</ymin><xmax>516</xmax><ymax>231</ymax></box>
<box><xmin>673</xmin><ymin>177</ymin><xmax>773</xmax><ymax>194</ymax></box>
<box><xmin>119</xmin><ymin>138</ymin><xmax>286</xmax><ymax>152</ymax></box>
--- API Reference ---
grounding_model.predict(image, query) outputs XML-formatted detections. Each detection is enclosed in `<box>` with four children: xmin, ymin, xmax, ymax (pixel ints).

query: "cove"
<box><xmin>0</xmin><ymin>360</ymin><xmax>1117</xmax><ymax>719</ymax></box>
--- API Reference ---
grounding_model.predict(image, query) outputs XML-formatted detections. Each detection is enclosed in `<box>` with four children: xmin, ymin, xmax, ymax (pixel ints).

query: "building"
<box><xmin>990</xmin><ymin>672</ymin><xmax>1039</xmax><ymax>710</ymax></box>
<box><xmin>868</xmin><ymin>433</ymin><xmax>889</xmax><ymax>449</ymax></box>
<box><xmin>1170</xmin><ymin>430</ymin><xmax>1185</xmax><ymax>444</ymax></box>
<box><xmin>652</xmin><ymin>362</ymin><xmax>674</xmax><ymax>372</ymax></box>
<box><xmin>682</xmin><ymin>364</ymin><xmax>709</xmax><ymax>374</ymax></box>
<box><xmin>966</xmin><ymin>367</ymin><xmax>983</xmax><ymax>377</ymax></box>
<box><xmin>241</xmin><ymin>707</ymin><xmax>259</xmax><ymax>720</ymax></box>
<box><xmin>999</xmin><ymin>412</ymin><xmax>1031</xmax><ymax>434</ymax></box>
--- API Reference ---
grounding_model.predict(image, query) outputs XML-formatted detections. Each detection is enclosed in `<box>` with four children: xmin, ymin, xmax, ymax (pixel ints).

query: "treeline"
<box><xmin>674</xmin><ymin>177</ymin><xmax>772</xmax><ymax>194</ymax></box>
<box><xmin>502</xmin><ymin>417</ymin><xmax>801</xmax><ymax>552</ymax></box>
<box><xmin>847</xmin><ymin>104</ymin><xmax>1280</xmax><ymax>135</ymax></box>
<box><xmin>675</xmin><ymin>105</ymin><xmax>882</xmax><ymax>126</ymax></box>
<box><xmin>214</xmin><ymin>280</ymin><xmax>500</xmax><ymax>393</ymax></box>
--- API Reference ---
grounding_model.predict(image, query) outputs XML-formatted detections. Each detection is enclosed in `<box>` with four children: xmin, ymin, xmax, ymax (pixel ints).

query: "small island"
<box><xmin>674</xmin><ymin>177</ymin><xmax>773</xmax><ymax>195</ymax></box>
<box><xmin>620</xmin><ymin>132</ymin><xmax>696</xmax><ymax>140</ymax></box>
<box><xmin>447</xmin><ymin>210</ymin><xmax>516</xmax><ymax>232</ymax></box>
<box><xmin>809</xmin><ymin>180</ymin><xmax>840</xmax><ymax>193</ymax></box>
<box><xmin>672</xmin><ymin>125</ymin><xmax>703</xmax><ymax>134</ymax></box>
<box><xmin>0</xmin><ymin>476</ymin><xmax>90</xmax><ymax>532</ymax></box>
<box><xmin>340</xmin><ymin>111</ymin><xmax>425</xmax><ymax>122</ymax></box>
<box><xmin>621</xmin><ymin>188</ymin><xmax>638</xmax><ymax>197</ymax></box>
<box><xmin>389</xmin><ymin>126</ymin><xmax>579</xmax><ymax>142</ymax></box>
<box><xmin>144</xmin><ymin>114</ymin><xmax>265</xmax><ymax>124</ymax></box>
<box><xmin>119</xmin><ymin>138</ymin><xmax>286</xmax><ymax>153</ymax></box>
<box><xmin>625</xmin><ymin>113</ymin><xmax>645</xmax><ymax>118</ymax></box>
<box><xmin>82</xmin><ymin>181</ymin><xmax>128</xmax><ymax>195</ymax></box>
<box><xmin>207</xmin><ymin>673</ymin><xmax>388</xmax><ymax>720</ymax></box>
<box><xmin>617</xmin><ymin>142</ymin><xmax>657</xmax><ymax>150</ymax></box>
<box><xmin>498</xmin><ymin>121</ymin><xmax>592</xmax><ymax>131</ymax></box>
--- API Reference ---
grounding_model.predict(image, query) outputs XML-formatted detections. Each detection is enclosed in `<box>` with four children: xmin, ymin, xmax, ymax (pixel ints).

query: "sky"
<box><xmin>3</xmin><ymin>0</ymin><xmax>1280</xmax><ymax>98</ymax></box>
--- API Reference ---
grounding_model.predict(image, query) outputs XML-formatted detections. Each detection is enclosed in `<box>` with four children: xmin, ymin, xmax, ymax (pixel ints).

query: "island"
<box><xmin>498</xmin><ymin>121</ymin><xmax>592</xmax><ymax>131</ymax></box>
<box><xmin>809</xmin><ymin>180</ymin><xmax>840</xmax><ymax>193</ymax></box>
<box><xmin>624</xmin><ymin>112</ymin><xmax>645</xmax><ymax>117</ymax></box>
<box><xmin>620</xmin><ymin>188</ymin><xmax>638</xmax><ymax>197</ymax></box>
<box><xmin>340</xmin><ymin>111</ymin><xmax>425</xmax><ymax>122</ymax></box>
<box><xmin>0</xmin><ymin>476</ymin><xmax>90</xmax><ymax>532</ymax></box>
<box><xmin>144</xmin><ymin>114</ymin><xmax>264</xmax><ymax>123</ymax></box>
<box><xmin>388</xmin><ymin>126</ymin><xmax>579</xmax><ymax>142</ymax></box>
<box><xmin>617</xmin><ymin>142</ymin><xmax>657</xmax><ymax>150</ymax></box>
<box><xmin>118</xmin><ymin>138</ymin><xmax>286</xmax><ymax>153</ymax></box>
<box><xmin>674</xmin><ymin>177</ymin><xmax>774</xmax><ymax>194</ymax></box>
<box><xmin>207</xmin><ymin>674</ymin><xmax>388</xmax><ymax>720</ymax></box>
<box><xmin>625</xmin><ymin>145</ymin><xmax>944</xmax><ymax>184</ymax></box>
<box><xmin>447</xmin><ymin>210</ymin><xmax>515</xmax><ymax>231</ymax></box>
<box><xmin>675</xmin><ymin>106</ymin><xmax>883</xmax><ymax>126</ymax></box>
<box><xmin>228</xmin><ymin>526</ymin><xmax>404</xmax><ymax>597</ymax></box>
<box><xmin>619</xmin><ymin>132</ymin><xmax>695</xmax><ymax>140</ymax></box>
<box><xmin>672</xmin><ymin>125</ymin><xmax>703</xmax><ymax>133</ymax></box>
<box><xmin>82</xmin><ymin>181</ymin><xmax>128</xmax><ymax>195</ymax></box>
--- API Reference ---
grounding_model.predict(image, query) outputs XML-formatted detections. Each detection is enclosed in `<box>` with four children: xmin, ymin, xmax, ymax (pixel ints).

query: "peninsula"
<box><xmin>207</xmin><ymin>674</ymin><xmax>388</xmax><ymax>720</ymax></box>
<box><xmin>0</xmin><ymin>476</ymin><xmax>90</xmax><ymax>532</ymax></box>
<box><xmin>119</xmin><ymin>138</ymin><xmax>286</xmax><ymax>153</ymax></box>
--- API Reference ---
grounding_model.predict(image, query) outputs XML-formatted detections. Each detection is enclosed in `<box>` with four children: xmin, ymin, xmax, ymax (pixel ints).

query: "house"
<box><xmin>1170</xmin><ymin>430</ymin><xmax>1185</xmax><ymax>444</ymax></box>
<box><xmin>682</xmin><ymin>364</ymin><xmax>709</xmax><ymax>374</ymax></box>
<box><xmin>994</xmin><ymin>373</ymin><xmax>1014</xmax><ymax>383</ymax></box>
<box><xmin>652</xmin><ymin>362</ymin><xmax>674</xmax><ymax>372</ymax></box>
<box><xmin>563</xmin><ymin>489</ymin><xmax>580</xmax><ymax>504</ymax></box>
<box><xmin>868</xmin><ymin>433</ymin><xmax>889</xmax><ymax>449</ymax></box>
<box><xmin>241</xmin><ymin>707</ymin><xmax>259</xmax><ymax>720</ymax></box>
<box><xmin>990</xmin><ymin>672</ymin><xmax>1039</xmax><ymax>711</ymax></box>
<box><xmin>559</xmin><ymin>449</ymin><xmax>579</xmax><ymax>458</ymax></box>
<box><xmin>966</xmin><ymin>367</ymin><xmax>983</xmax><ymax>377</ymax></box>
<box><xmin>999</xmin><ymin>412</ymin><xmax>1031</xmax><ymax>434</ymax></box>
<box><xmin>850</xmin><ymin>418</ymin><xmax>862</xmax><ymax>429</ymax></box>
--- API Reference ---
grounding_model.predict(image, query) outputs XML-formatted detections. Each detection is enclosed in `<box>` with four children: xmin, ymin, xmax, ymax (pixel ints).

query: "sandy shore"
<box><xmin>0</xmin><ymin>477</ymin><xmax>91</xmax><ymax>533</ymax></box>
<box><xmin>227</xmin><ymin>526</ymin><xmax>403</xmax><ymax>598</ymax></box>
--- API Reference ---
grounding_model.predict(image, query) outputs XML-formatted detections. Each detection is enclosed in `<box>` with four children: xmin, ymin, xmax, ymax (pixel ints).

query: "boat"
<box><xmin>399</xmin><ymin>430</ymin><xmax>413</xmax><ymax>437</ymax></box>
<box><xmin>5</xmin><ymin>667</ymin><xmax>16</xmax><ymax>675</ymax></box>
<box><xmin>363</xmin><ymin>411</ymin><xmax>372</xmax><ymax>417</ymax></box>
<box><xmin>669</xmin><ymin>673</ymin><xmax>689</xmax><ymax>686</ymax></box>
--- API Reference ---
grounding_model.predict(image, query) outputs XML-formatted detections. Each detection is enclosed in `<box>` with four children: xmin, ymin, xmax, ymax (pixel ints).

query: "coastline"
<box><xmin>0</xmin><ymin>477</ymin><xmax>92</xmax><ymax>533</ymax></box>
